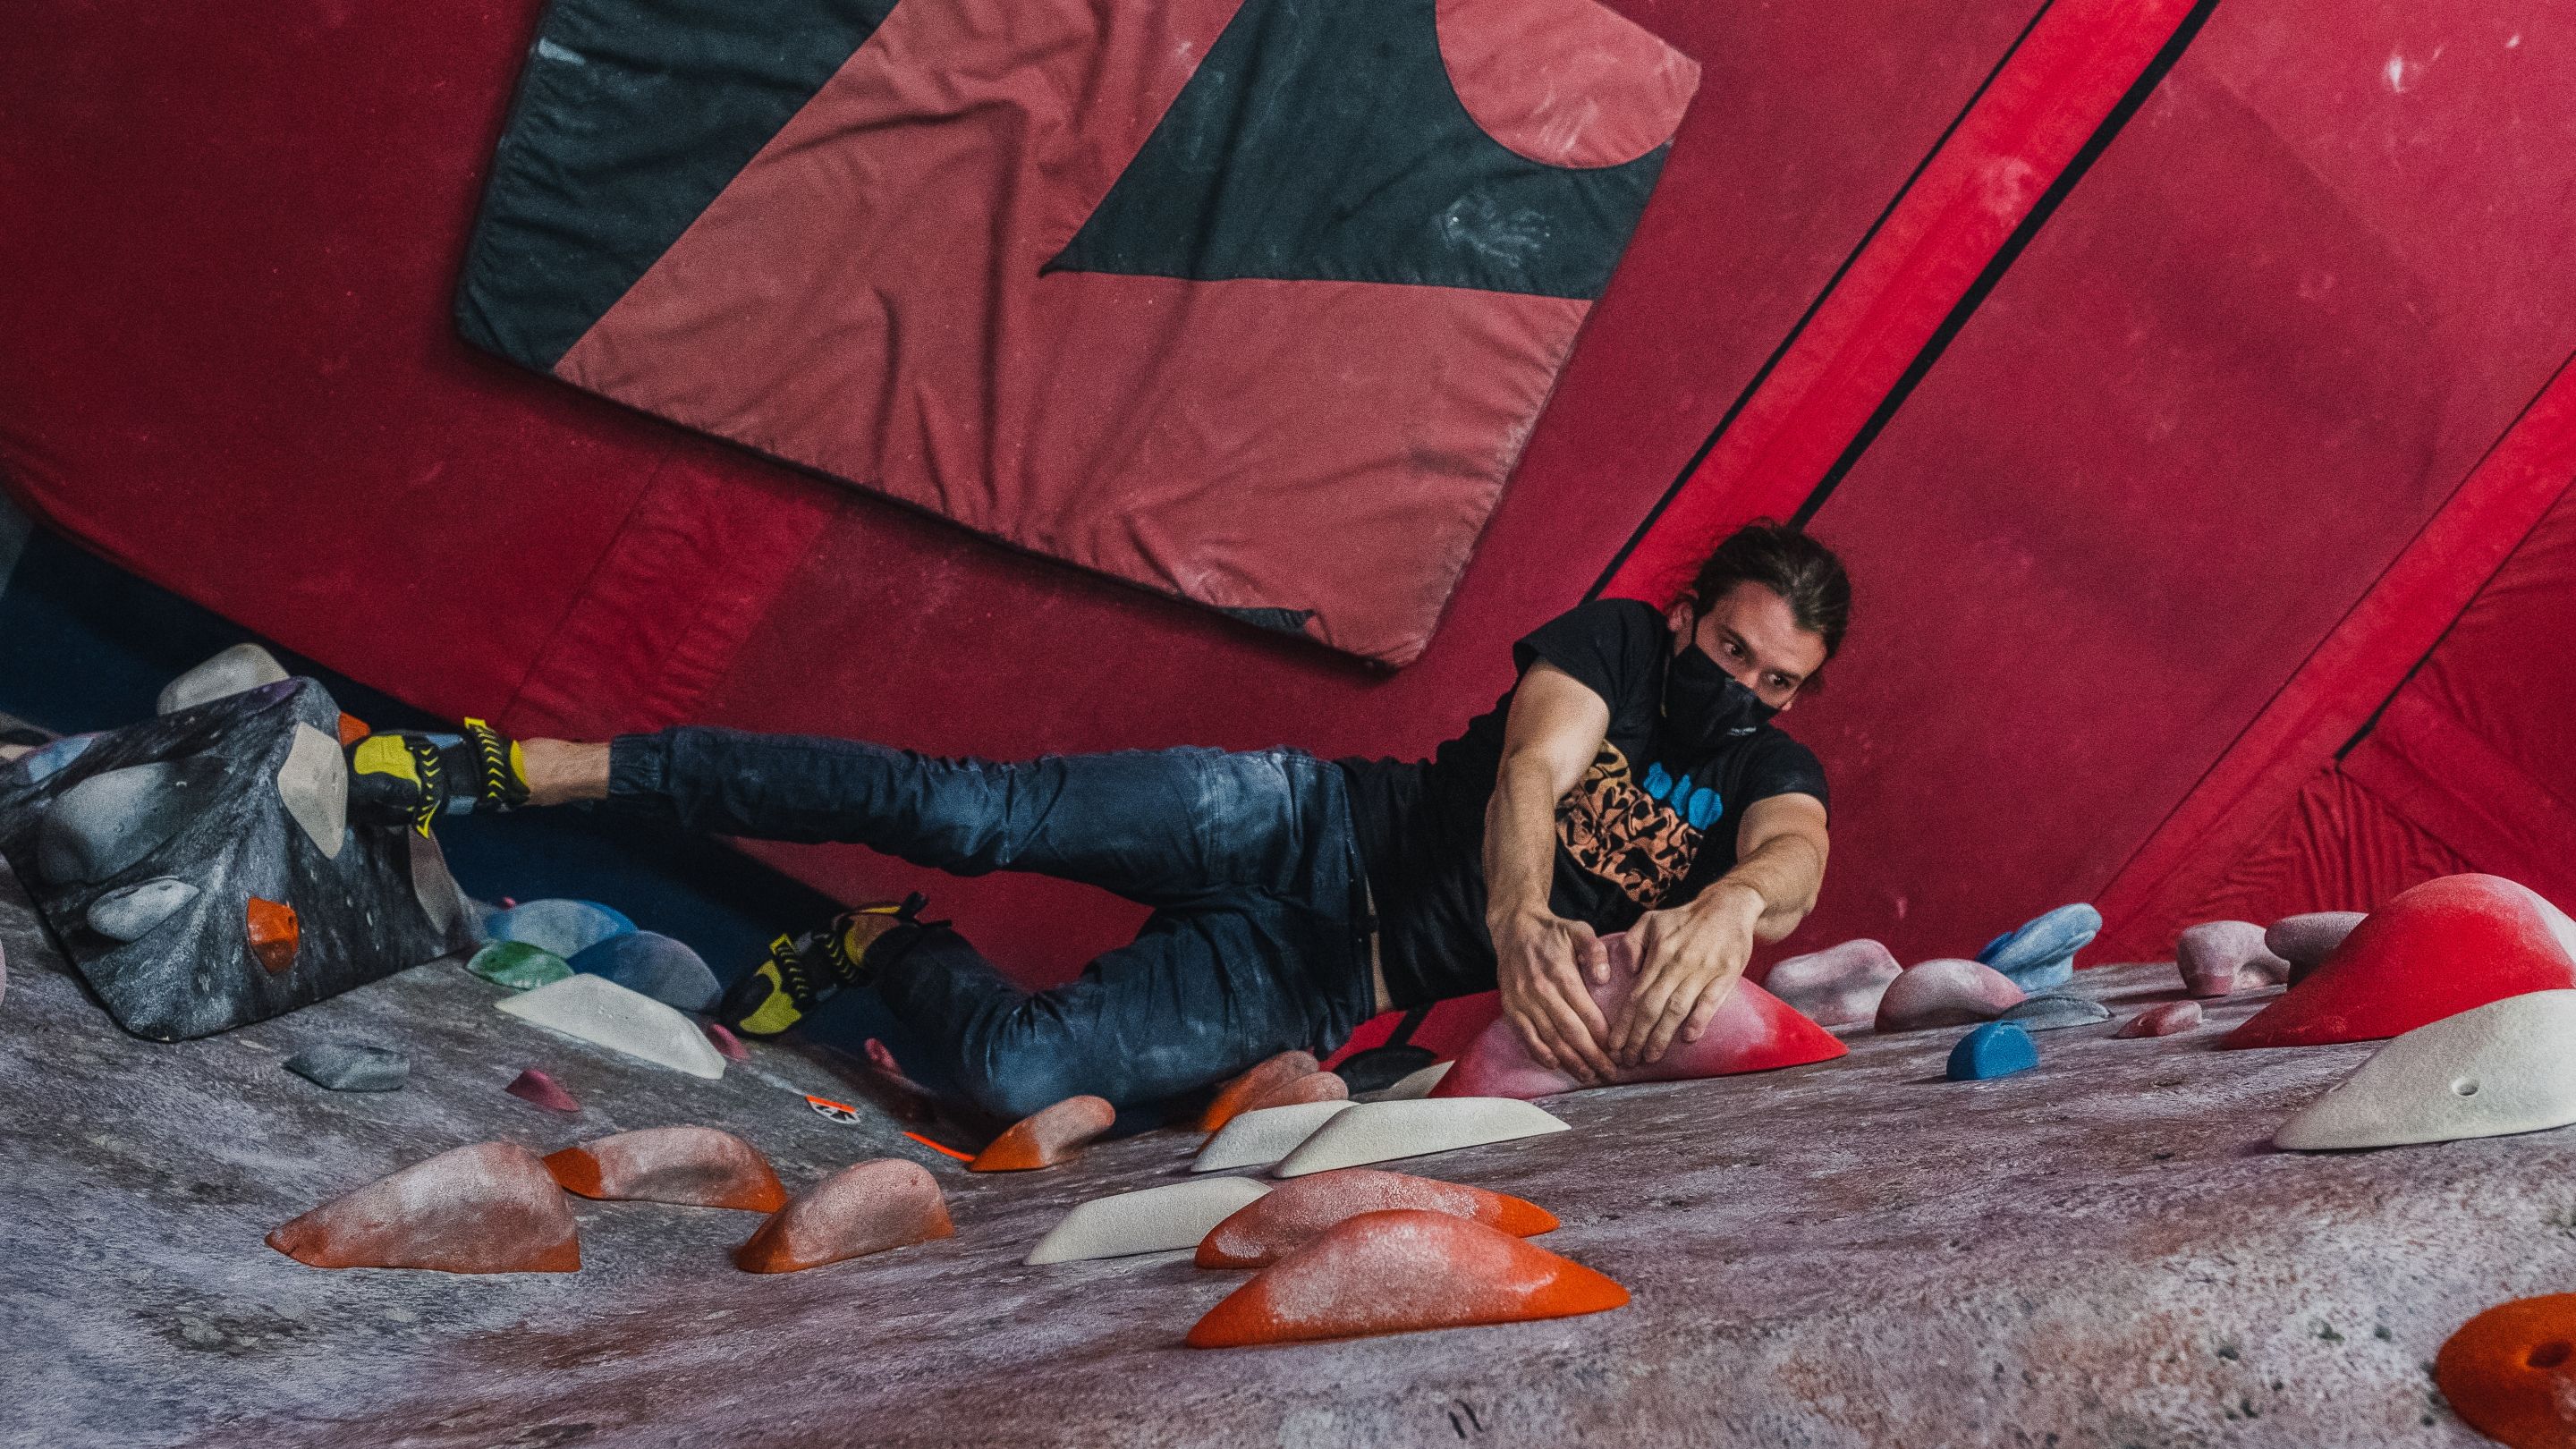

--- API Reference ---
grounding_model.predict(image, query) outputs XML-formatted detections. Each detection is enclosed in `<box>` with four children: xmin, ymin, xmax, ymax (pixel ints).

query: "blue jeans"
<box><xmin>606</xmin><ymin>728</ymin><xmax>1377</xmax><ymax>1118</ymax></box>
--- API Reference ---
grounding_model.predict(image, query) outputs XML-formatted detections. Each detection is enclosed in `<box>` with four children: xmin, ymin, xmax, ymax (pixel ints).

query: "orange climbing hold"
<box><xmin>335</xmin><ymin>712</ymin><xmax>371</xmax><ymax>748</ymax></box>
<box><xmin>1199</xmin><ymin>1051</ymin><xmax>1319</xmax><ymax>1131</ymax></box>
<box><xmin>244</xmin><ymin>896</ymin><xmax>300</xmax><ymax>974</ymax></box>
<box><xmin>2436</xmin><ymin>1293</ymin><xmax>2576</xmax><ymax>1448</ymax></box>
<box><xmin>1198</xmin><ymin>1168</ymin><xmax>1557</xmax><ymax>1268</ymax></box>
<box><xmin>541</xmin><ymin>1126</ymin><xmax>788</xmax><ymax>1212</ymax></box>
<box><xmin>1189</xmin><ymin>1208</ymin><xmax>1624</xmax><ymax>1347</ymax></box>
<box><xmin>267</xmin><ymin>1141</ymin><xmax>580</xmax><ymax>1274</ymax></box>
<box><xmin>733</xmin><ymin>1157</ymin><xmax>954</xmax><ymax>1273</ymax></box>
<box><xmin>1244</xmin><ymin>1070</ymin><xmax>1349</xmax><ymax>1114</ymax></box>
<box><xmin>970</xmin><ymin>1094</ymin><xmax>1116</xmax><ymax>1171</ymax></box>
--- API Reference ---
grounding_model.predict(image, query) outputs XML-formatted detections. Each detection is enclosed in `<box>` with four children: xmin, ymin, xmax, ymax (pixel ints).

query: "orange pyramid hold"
<box><xmin>267</xmin><ymin>1141</ymin><xmax>580</xmax><ymax>1274</ymax></box>
<box><xmin>2436</xmin><ymin>1293</ymin><xmax>2576</xmax><ymax>1448</ymax></box>
<box><xmin>1199</xmin><ymin>1051</ymin><xmax>1319</xmax><ymax>1131</ymax></box>
<box><xmin>541</xmin><ymin>1126</ymin><xmax>787</xmax><ymax>1212</ymax></box>
<box><xmin>1198</xmin><ymin>1168</ymin><xmax>1557</xmax><ymax>1268</ymax></box>
<box><xmin>2228</xmin><ymin>874</ymin><xmax>2576</xmax><ymax>1050</ymax></box>
<box><xmin>1188</xmin><ymin>1208</ymin><xmax>1626</xmax><ymax>1347</ymax></box>
<box><xmin>734</xmin><ymin>1157</ymin><xmax>954</xmax><ymax>1273</ymax></box>
<box><xmin>335</xmin><ymin>712</ymin><xmax>372</xmax><ymax>748</ymax></box>
<box><xmin>969</xmin><ymin>1094</ymin><xmax>1115</xmax><ymax>1172</ymax></box>
<box><xmin>245</xmin><ymin>896</ymin><xmax>300</xmax><ymax>975</ymax></box>
<box><xmin>1243</xmin><ymin>1070</ymin><xmax>1348</xmax><ymax>1114</ymax></box>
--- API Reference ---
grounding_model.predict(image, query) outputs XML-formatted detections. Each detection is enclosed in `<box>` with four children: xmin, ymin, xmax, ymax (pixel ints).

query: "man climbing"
<box><xmin>345</xmin><ymin>521</ymin><xmax>1848</xmax><ymax>1120</ymax></box>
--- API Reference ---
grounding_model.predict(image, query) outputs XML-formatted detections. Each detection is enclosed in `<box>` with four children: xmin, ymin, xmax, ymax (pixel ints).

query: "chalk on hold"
<box><xmin>275</xmin><ymin>721</ymin><xmax>348</xmax><ymax>860</ymax></box>
<box><xmin>1198</xmin><ymin>1168</ymin><xmax>1557</xmax><ymax>1268</ymax></box>
<box><xmin>2228</xmin><ymin>875</ymin><xmax>2576</xmax><ymax>1051</ymax></box>
<box><xmin>970</xmin><ymin>1094</ymin><xmax>1115</xmax><ymax>1171</ymax></box>
<box><xmin>1026</xmin><ymin>1177</ymin><xmax>1272</xmax><ymax>1264</ymax></box>
<box><xmin>2436</xmin><ymin>1292</ymin><xmax>2576</xmax><ymax>1449</ymax></box>
<box><xmin>1243</xmin><ymin>1071</ymin><xmax>1348</xmax><ymax>1114</ymax></box>
<box><xmin>2114</xmin><ymin>1000</ymin><xmax>2203</xmax><ymax>1038</ymax></box>
<box><xmin>2267</xmin><ymin>911</ymin><xmax>2366</xmax><ymax>982</ymax></box>
<box><xmin>267</xmin><ymin>1141</ymin><xmax>580</xmax><ymax>1274</ymax></box>
<box><xmin>1272</xmin><ymin>1097</ymin><xmax>1568</xmax><ymax>1178</ymax></box>
<box><xmin>2275</xmin><ymin>991</ymin><xmax>2576</xmax><ymax>1151</ymax></box>
<box><xmin>1761</xmin><ymin>938</ymin><xmax>1902</xmax><ymax>1026</ymax></box>
<box><xmin>1200</xmin><ymin>1051</ymin><xmax>1319</xmax><ymax>1131</ymax></box>
<box><xmin>542</xmin><ymin>1126</ymin><xmax>787</xmax><ymax>1211</ymax></box>
<box><xmin>2176</xmin><ymin>919</ymin><xmax>2287</xmax><ymax>997</ymax></box>
<box><xmin>158</xmin><ymin>643</ymin><xmax>289</xmax><ymax>716</ymax></box>
<box><xmin>734</xmin><ymin>1158</ymin><xmax>953</xmax><ymax>1273</ymax></box>
<box><xmin>1368</xmin><ymin>1060</ymin><xmax>1453</xmax><ymax>1101</ymax></box>
<box><xmin>1194</xmin><ymin>1101</ymin><xmax>1354</xmax><ymax>1174</ymax></box>
<box><xmin>87</xmin><ymin>877</ymin><xmax>199</xmax><ymax>942</ymax></box>
<box><xmin>1877</xmin><ymin>959</ymin><xmax>2023</xmax><ymax>1033</ymax></box>
<box><xmin>1186</xmin><ymin>1208</ymin><xmax>1625</xmax><ymax>1347</ymax></box>
<box><xmin>1946</xmin><ymin>1021</ymin><xmax>2038</xmax><ymax>1081</ymax></box>
<box><xmin>497</xmin><ymin>973</ymin><xmax>726</xmax><ymax>1079</ymax></box>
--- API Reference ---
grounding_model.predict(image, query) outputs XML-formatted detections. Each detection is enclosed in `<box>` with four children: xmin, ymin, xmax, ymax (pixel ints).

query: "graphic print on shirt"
<box><xmin>1555</xmin><ymin>745</ymin><xmax>1723</xmax><ymax>908</ymax></box>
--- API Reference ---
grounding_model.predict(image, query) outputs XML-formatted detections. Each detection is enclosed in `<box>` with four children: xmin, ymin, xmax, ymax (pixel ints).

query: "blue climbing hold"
<box><xmin>485</xmin><ymin>898</ymin><xmax>635</xmax><ymax>960</ymax></box>
<box><xmin>1976</xmin><ymin>902</ymin><xmax>2102</xmax><ymax>992</ymax></box>
<box><xmin>15</xmin><ymin>733</ymin><xmax>97</xmax><ymax>785</ymax></box>
<box><xmin>567</xmin><ymin>930</ymin><xmax>721</xmax><ymax>1013</ymax></box>
<box><xmin>1946</xmin><ymin>1021</ymin><xmax>2039</xmax><ymax>1081</ymax></box>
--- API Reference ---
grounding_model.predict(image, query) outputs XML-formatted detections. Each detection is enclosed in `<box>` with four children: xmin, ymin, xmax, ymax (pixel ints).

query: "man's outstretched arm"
<box><xmin>1610</xmin><ymin>792</ymin><xmax>1830</xmax><ymax>1065</ymax></box>
<box><xmin>1484</xmin><ymin>662</ymin><xmax>1620</xmax><ymax>1084</ymax></box>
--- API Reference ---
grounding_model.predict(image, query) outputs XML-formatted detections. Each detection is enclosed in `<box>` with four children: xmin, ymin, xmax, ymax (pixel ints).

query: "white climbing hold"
<box><xmin>87</xmin><ymin>877</ymin><xmax>201</xmax><ymax>942</ymax></box>
<box><xmin>1272</xmin><ymin>1097</ymin><xmax>1570</xmax><ymax>1178</ymax></box>
<box><xmin>157</xmin><ymin>643</ymin><xmax>288</xmax><ymax>716</ymax></box>
<box><xmin>1192</xmin><ymin>1101</ymin><xmax>1354</xmax><ymax>1174</ymax></box>
<box><xmin>1024</xmin><ymin>1177</ymin><xmax>1271</xmax><ymax>1265</ymax></box>
<box><xmin>408</xmin><ymin>831</ymin><xmax>468</xmax><ymax>936</ymax></box>
<box><xmin>275</xmin><ymin>722</ymin><xmax>348</xmax><ymax>860</ymax></box>
<box><xmin>496</xmin><ymin>974</ymin><xmax>725</xmax><ymax>1080</ymax></box>
<box><xmin>1366</xmin><ymin>1060</ymin><xmax>1454</xmax><ymax>1102</ymax></box>
<box><xmin>2275</xmin><ymin>990</ymin><xmax>2576</xmax><ymax>1151</ymax></box>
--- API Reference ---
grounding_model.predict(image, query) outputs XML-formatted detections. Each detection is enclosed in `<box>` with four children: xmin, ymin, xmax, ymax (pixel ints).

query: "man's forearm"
<box><xmin>1482</xmin><ymin>753</ymin><xmax>1566</xmax><ymax>928</ymax></box>
<box><xmin>1702</xmin><ymin>833</ymin><xmax>1825</xmax><ymax>944</ymax></box>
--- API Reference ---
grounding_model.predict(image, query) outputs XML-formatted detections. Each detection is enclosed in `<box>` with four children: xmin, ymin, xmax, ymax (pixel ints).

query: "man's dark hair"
<box><xmin>1682</xmin><ymin>519</ymin><xmax>1852</xmax><ymax>666</ymax></box>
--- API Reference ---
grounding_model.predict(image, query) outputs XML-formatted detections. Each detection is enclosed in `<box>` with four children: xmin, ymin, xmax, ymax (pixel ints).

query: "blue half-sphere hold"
<box><xmin>1977</xmin><ymin>902</ymin><xmax>2102</xmax><ymax>990</ymax></box>
<box><xmin>16</xmin><ymin>733</ymin><xmax>97</xmax><ymax>784</ymax></box>
<box><xmin>1946</xmin><ymin>1021</ymin><xmax>2039</xmax><ymax>1081</ymax></box>
<box><xmin>568</xmin><ymin>929</ymin><xmax>720</xmax><ymax>1013</ymax></box>
<box><xmin>487</xmin><ymin>898</ymin><xmax>636</xmax><ymax>960</ymax></box>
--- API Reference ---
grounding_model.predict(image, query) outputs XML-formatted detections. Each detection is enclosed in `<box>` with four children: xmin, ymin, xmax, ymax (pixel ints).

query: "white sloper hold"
<box><xmin>1366</xmin><ymin>1060</ymin><xmax>1454</xmax><ymax>1102</ymax></box>
<box><xmin>275</xmin><ymin>722</ymin><xmax>349</xmax><ymax>860</ymax></box>
<box><xmin>157</xmin><ymin>642</ymin><xmax>289</xmax><ymax>716</ymax></box>
<box><xmin>1192</xmin><ymin>1101</ymin><xmax>1354</xmax><ymax>1174</ymax></box>
<box><xmin>2275</xmin><ymin>990</ymin><xmax>2576</xmax><ymax>1151</ymax></box>
<box><xmin>1024</xmin><ymin>1177</ymin><xmax>1271</xmax><ymax>1265</ymax></box>
<box><xmin>1272</xmin><ymin>1097</ymin><xmax>1570</xmax><ymax>1178</ymax></box>
<box><xmin>497</xmin><ymin>974</ymin><xmax>725</xmax><ymax>1080</ymax></box>
<box><xmin>88</xmin><ymin>877</ymin><xmax>202</xmax><ymax>942</ymax></box>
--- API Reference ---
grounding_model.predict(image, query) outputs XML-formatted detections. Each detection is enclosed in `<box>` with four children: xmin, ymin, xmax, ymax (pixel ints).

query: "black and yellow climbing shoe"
<box><xmin>345</xmin><ymin>717</ymin><xmax>531</xmax><ymax>834</ymax></box>
<box><xmin>718</xmin><ymin>893</ymin><xmax>935</xmax><ymax>1037</ymax></box>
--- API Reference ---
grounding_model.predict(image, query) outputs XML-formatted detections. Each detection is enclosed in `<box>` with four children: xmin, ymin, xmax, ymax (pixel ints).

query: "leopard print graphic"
<box><xmin>1555</xmin><ymin>743</ymin><xmax>1701</xmax><ymax>908</ymax></box>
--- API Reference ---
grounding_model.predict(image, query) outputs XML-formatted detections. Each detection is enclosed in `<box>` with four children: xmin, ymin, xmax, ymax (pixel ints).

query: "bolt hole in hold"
<box><xmin>2453</xmin><ymin>1078</ymin><xmax>2481</xmax><ymax>1097</ymax></box>
<box><xmin>2529</xmin><ymin>1340</ymin><xmax>2573</xmax><ymax>1369</ymax></box>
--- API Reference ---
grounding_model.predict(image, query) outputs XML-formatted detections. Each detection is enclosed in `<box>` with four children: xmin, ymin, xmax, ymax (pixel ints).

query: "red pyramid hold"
<box><xmin>1433</xmin><ymin>932</ymin><xmax>1844</xmax><ymax>1099</ymax></box>
<box><xmin>1187</xmin><ymin>1208</ymin><xmax>1626</xmax><ymax>1347</ymax></box>
<box><xmin>2226</xmin><ymin>874</ymin><xmax>2576</xmax><ymax>1050</ymax></box>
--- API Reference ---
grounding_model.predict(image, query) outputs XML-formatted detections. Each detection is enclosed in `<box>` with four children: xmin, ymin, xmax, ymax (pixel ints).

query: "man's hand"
<box><xmin>1490</xmin><ymin>907</ymin><xmax>1618</xmax><ymax>1084</ymax></box>
<box><xmin>1611</xmin><ymin>881</ymin><xmax>1763</xmax><ymax>1066</ymax></box>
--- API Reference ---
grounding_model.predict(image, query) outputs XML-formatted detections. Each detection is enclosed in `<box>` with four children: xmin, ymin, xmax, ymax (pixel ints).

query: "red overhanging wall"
<box><xmin>4</xmin><ymin>0</ymin><xmax>2573</xmax><ymax>1026</ymax></box>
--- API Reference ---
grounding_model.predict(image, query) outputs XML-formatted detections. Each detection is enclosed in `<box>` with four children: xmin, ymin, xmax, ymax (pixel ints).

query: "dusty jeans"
<box><xmin>606</xmin><ymin>728</ymin><xmax>1377</xmax><ymax>1117</ymax></box>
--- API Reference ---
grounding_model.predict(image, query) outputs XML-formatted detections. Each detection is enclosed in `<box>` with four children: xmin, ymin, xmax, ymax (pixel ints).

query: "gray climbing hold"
<box><xmin>1997</xmin><ymin>993</ymin><xmax>2113</xmax><ymax>1032</ymax></box>
<box><xmin>36</xmin><ymin>759</ymin><xmax>217</xmax><ymax>884</ymax></box>
<box><xmin>157</xmin><ymin>642</ymin><xmax>288</xmax><ymax>716</ymax></box>
<box><xmin>407</xmin><ymin>832</ymin><xmax>469</xmax><ymax>936</ymax></box>
<box><xmin>284</xmin><ymin>1042</ymin><xmax>410</xmax><ymax>1092</ymax></box>
<box><xmin>275</xmin><ymin>722</ymin><xmax>348</xmax><ymax>860</ymax></box>
<box><xmin>86</xmin><ymin>877</ymin><xmax>201</xmax><ymax>942</ymax></box>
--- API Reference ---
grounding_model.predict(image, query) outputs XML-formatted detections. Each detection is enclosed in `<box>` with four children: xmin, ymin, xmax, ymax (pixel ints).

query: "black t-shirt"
<box><xmin>1338</xmin><ymin>597</ymin><xmax>1830</xmax><ymax>1008</ymax></box>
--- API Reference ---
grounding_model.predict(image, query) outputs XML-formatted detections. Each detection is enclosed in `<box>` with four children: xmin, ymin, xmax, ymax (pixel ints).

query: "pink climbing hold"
<box><xmin>1433</xmin><ymin>932</ymin><xmax>1843</xmax><ymax>1099</ymax></box>
<box><xmin>267</xmin><ymin>1141</ymin><xmax>580</xmax><ymax>1274</ymax></box>
<box><xmin>1245</xmin><ymin>1071</ymin><xmax>1349</xmax><ymax>1113</ymax></box>
<box><xmin>2114</xmin><ymin>1000</ymin><xmax>2203</xmax><ymax>1038</ymax></box>
<box><xmin>734</xmin><ymin>1157</ymin><xmax>954</xmax><ymax>1273</ymax></box>
<box><xmin>2175</xmin><ymin>920</ymin><xmax>2288</xmax><ymax>997</ymax></box>
<box><xmin>1757</xmin><ymin>937</ymin><xmax>1902</xmax><ymax>1027</ymax></box>
<box><xmin>504</xmin><ymin>1067</ymin><xmax>582</xmax><ymax>1114</ymax></box>
<box><xmin>2227</xmin><ymin>874</ymin><xmax>2576</xmax><ymax>1051</ymax></box>
<box><xmin>2266</xmin><ymin>911</ymin><xmax>2366</xmax><ymax>984</ymax></box>
<box><xmin>1873</xmin><ymin>958</ymin><xmax>2024</xmax><ymax>1033</ymax></box>
<box><xmin>702</xmin><ymin>1021</ymin><xmax>750</xmax><ymax>1062</ymax></box>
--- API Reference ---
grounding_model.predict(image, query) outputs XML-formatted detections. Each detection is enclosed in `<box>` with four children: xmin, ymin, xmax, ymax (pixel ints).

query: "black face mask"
<box><xmin>1663</xmin><ymin>623</ymin><xmax>1778</xmax><ymax>751</ymax></box>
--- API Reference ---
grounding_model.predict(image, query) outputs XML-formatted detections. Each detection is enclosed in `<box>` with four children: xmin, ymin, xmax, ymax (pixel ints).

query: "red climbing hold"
<box><xmin>702</xmin><ymin>1021</ymin><xmax>749</xmax><ymax>1062</ymax></box>
<box><xmin>244</xmin><ymin>896</ymin><xmax>299</xmax><ymax>975</ymax></box>
<box><xmin>542</xmin><ymin>1126</ymin><xmax>787</xmax><ymax>1212</ymax></box>
<box><xmin>2226</xmin><ymin>875</ymin><xmax>2576</xmax><ymax>1051</ymax></box>
<box><xmin>2436</xmin><ymin>1293</ymin><xmax>2576</xmax><ymax>1448</ymax></box>
<box><xmin>335</xmin><ymin>712</ymin><xmax>371</xmax><ymax>748</ymax></box>
<box><xmin>1432</xmin><ymin>932</ymin><xmax>1843</xmax><ymax>1099</ymax></box>
<box><xmin>1197</xmin><ymin>1168</ymin><xmax>1556</xmax><ymax>1268</ymax></box>
<box><xmin>2113</xmin><ymin>1000</ymin><xmax>2204</xmax><ymax>1038</ymax></box>
<box><xmin>969</xmin><ymin>1094</ymin><xmax>1115</xmax><ymax>1172</ymax></box>
<box><xmin>504</xmin><ymin>1067</ymin><xmax>582</xmax><ymax>1114</ymax></box>
<box><xmin>1187</xmin><ymin>1208</ymin><xmax>1626</xmax><ymax>1347</ymax></box>
<box><xmin>1200</xmin><ymin>1051</ymin><xmax>1320</xmax><ymax>1131</ymax></box>
<box><xmin>733</xmin><ymin>1157</ymin><xmax>953</xmax><ymax>1273</ymax></box>
<box><xmin>267</xmin><ymin>1141</ymin><xmax>580</xmax><ymax>1274</ymax></box>
<box><xmin>1244</xmin><ymin>1070</ymin><xmax>1349</xmax><ymax>1114</ymax></box>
